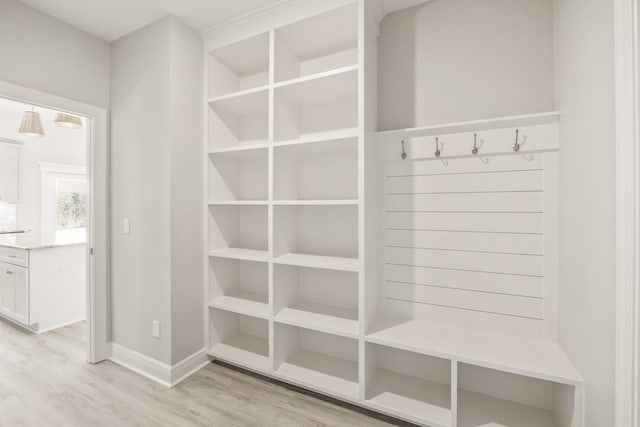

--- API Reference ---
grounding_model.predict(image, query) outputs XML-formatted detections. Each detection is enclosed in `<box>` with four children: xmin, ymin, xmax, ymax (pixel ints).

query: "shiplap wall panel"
<box><xmin>385</xmin><ymin>299</ymin><xmax>545</xmax><ymax>338</ymax></box>
<box><xmin>386</xmin><ymin>282</ymin><xmax>543</xmax><ymax>319</ymax></box>
<box><xmin>385</xmin><ymin>264</ymin><xmax>543</xmax><ymax>297</ymax></box>
<box><xmin>386</xmin><ymin>247</ymin><xmax>543</xmax><ymax>277</ymax></box>
<box><xmin>381</xmin><ymin>145</ymin><xmax>556</xmax><ymax>338</ymax></box>
<box><xmin>386</xmin><ymin>230</ymin><xmax>544</xmax><ymax>255</ymax></box>
<box><xmin>386</xmin><ymin>212</ymin><xmax>544</xmax><ymax>234</ymax></box>
<box><xmin>385</xmin><ymin>170</ymin><xmax>544</xmax><ymax>194</ymax></box>
<box><xmin>385</xmin><ymin>192</ymin><xmax>544</xmax><ymax>213</ymax></box>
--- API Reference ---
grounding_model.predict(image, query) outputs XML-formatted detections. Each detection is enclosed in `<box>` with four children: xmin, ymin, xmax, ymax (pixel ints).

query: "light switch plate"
<box><xmin>152</xmin><ymin>320</ymin><xmax>160</xmax><ymax>338</ymax></box>
<box><xmin>123</xmin><ymin>218</ymin><xmax>130</xmax><ymax>234</ymax></box>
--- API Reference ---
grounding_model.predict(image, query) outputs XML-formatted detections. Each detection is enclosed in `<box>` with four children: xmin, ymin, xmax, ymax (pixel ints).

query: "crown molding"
<box><xmin>200</xmin><ymin>0</ymin><xmax>300</xmax><ymax>37</ymax></box>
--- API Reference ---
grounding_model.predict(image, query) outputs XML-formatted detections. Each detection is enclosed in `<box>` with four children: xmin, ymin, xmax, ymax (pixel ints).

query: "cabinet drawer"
<box><xmin>0</xmin><ymin>247</ymin><xmax>28</xmax><ymax>267</ymax></box>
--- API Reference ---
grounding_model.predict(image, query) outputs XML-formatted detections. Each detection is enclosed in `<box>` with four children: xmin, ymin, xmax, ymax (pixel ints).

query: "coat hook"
<box><xmin>434</xmin><ymin>137</ymin><xmax>441</xmax><ymax>157</ymax></box>
<box><xmin>401</xmin><ymin>140</ymin><xmax>407</xmax><ymax>160</ymax></box>
<box><xmin>472</xmin><ymin>133</ymin><xmax>479</xmax><ymax>155</ymax></box>
<box><xmin>513</xmin><ymin>129</ymin><xmax>520</xmax><ymax>152</ymax></box>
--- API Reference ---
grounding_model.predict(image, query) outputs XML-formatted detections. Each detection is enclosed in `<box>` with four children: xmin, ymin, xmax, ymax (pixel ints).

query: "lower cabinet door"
<box><xmin>0</xmin><ymin>263</ymin><xmax>28</xmax><ymax>324</ymax></box>
<box><xmin>12</xmin><ymin>266</ymin><xmax>28</xmax><ymax>324</ymax></box>
<box><xmin>0</xmin><ymin>265</ymin><xmax>15</xmax><ymax>315</ymax></box>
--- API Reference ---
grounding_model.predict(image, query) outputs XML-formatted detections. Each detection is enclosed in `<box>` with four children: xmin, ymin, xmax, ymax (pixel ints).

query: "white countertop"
<box><xmin>0</xmin><ymin>230</ymin><xmax>86</xmax><ymax>250</ymax></box>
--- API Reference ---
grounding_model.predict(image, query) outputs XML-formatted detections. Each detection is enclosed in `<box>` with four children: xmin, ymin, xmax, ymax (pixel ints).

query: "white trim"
<box><xmin>38</xmin><ymin>162</ymin><xmax>86</xmax><ymax>175</ymax></box>
<box><xmin>170</xmin><ymin>348</ymin><xmax>210</xmax><ymax>386</ymax></box>
<box><xmin>200</xmin><ymin>0</ymin><xmax>298</xmax><ymax>36</ymax></box>
<box><xmin>615</xmin><ymin>0</ymin><xmax>640</xmax><ymax>425</ymax></box>
<box><xmin>108</xmin><ymin>343</ymin><xmax>209</xmax><ymax>387</ymax></box>
<box><xmin>108</xmin><ymin>342</ymin><xmax>172</xmax><ymax>387</ymax></box>
<box><xmin>0</xmin><ymin>80</ymin><xmax>109</xmax><ymax>364</ymax></box>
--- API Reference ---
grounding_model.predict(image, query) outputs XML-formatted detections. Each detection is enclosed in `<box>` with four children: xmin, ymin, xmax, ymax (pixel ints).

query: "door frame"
<box><xmin>0</xmin><ymin>80</ymin><xmax>109</xmax><ymax>363</ymax></box>
<box><xmin>615</xmin><ymin>0</ymin><xmax>640</xmax><ymax>425</ymax></box>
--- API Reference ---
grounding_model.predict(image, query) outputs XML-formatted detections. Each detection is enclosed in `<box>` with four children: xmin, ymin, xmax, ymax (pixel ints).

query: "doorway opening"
<box><xmin>0</xmin><ymin>80</ymin><xmax>108</xmax><ymax>364</ymax></box>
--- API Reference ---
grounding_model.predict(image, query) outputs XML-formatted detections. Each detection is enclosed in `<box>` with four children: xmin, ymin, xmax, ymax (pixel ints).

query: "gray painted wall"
<box><xmin>0</xmin><ymin>0</ymin><xmax>110</xmax><ymax>108</ymax></box>
<box><xmin>110</xmin><ymin>16</ymin><xmax>204</xmax><ymax>365</ymax></box>
<box><xmin>554</xmin><ymin>0</ymin><xmax>616</xmax><ymax>425</ymax></box>
<box><xmin>378</xmin><ymin>0</ymin><xmax>555</xmax><ymax>130</ymax></box>
<box><xmin>169</xmin><ymin>18</ymin><xmax>204</xmax><ymax>364</ymax></box>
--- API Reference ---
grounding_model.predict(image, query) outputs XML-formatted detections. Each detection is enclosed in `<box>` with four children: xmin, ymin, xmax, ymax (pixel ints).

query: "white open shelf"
<box><xmin>366</xmin><ymin>343</ymin><xmax>452</xmax><ymax>427</ymax></box>
<box><xmin>366</xmin><ymin>318</ymin><xmax>582</xmax><ymax>385</ymax></box>
<box><xmin>208</xmin><ymin>146</ymin><xmax>268</xmax><ymax>201</ymax></box>
<box><xmin>274</xmin><ymin>253</ymin><xmax>359</xmax><ymax>272</ymax></box>
<box><xmin>274</xmin><ymin>205</ymin><xmax>358</xmax><ymax>270</ymax></box>
<box><xmin>274</xmin><ymin>67</ymin><xmax>358</xmax><ymax>142</ymax></box>
<box><xmin>208</xmin><ymin>247</ymin><xmax>269</xmax><ymax>263</ymax></box>
<box><xmin>274</xmin><ymin>4</ymin><xmax>358</xmax><ymax>83</ymax></box>
<box><xmin>274</xmin><ymin>265</ymin><xmax>359</xmax><ymax>338</ymax></box>
<box><xmin>208</xmin><ymin>32</ymin><xmax>270</xmax><ymax>98</ymax></box>
<box><xmin>275</xmin><ymin>323</ymin><xmax>359</xmax><ymax>400</ymax></box>
<box><xmin>209</xmin><ymin>257</ymin><xmax>269</xmax><ymax>318</ymax></box>
<box><xmin>274</xmin><ymin>137</ymin><xmax>358</xmax><ymax>201</ymax></box>
<box><xmin>208</xmin><ymin>87</ymin><xmax>269</xmax><ymax>149</ymax></box>
<box><xmin>272</xmin><ymin>128</ymin><xmax>359</xmax><ymax>148</ymax></box>
<box><xmin>209</xmin><ymin>309</ymin><xmax>269</xmax><ymax>371</ymax></box>
<box><xmin>457</xmin><ymin>363</ymin><xmax>572</xmax><ymax>427</ymax></box>
<box><xmin>209</xmin><ymin>205</ymin><xmax>268</xmax><ymax>256</ymax></box>
<box><xmin>457</xmin><ymin>389</ymin><xmax>556</xmax><ymax>427</ymax></box>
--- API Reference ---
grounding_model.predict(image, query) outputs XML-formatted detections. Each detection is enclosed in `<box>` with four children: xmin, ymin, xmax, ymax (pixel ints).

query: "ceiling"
<box><xmin>19</xmin><ymin>0</ymin><xmax>430</xmax><ymax>43</ymax></box>
<box><xmin>19</xmin><ymin>0</ymin><xmax>290</xmax><ymax>42</ymax></box>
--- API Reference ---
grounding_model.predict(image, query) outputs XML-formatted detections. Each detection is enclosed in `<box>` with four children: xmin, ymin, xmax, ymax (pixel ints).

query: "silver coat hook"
<box><xmin>472</xmin><ymin>133</ymin><xmax>479</xmax><ymax>155</ymax></box>
<box><xmin>434</xmin><ymin>137</ymin><xmax>441</xmax><ymax>157</ymax></box>
<box><xmin>513</xmin><ymin>129</ymin><xmax>520</xmax><ymax>152</ymax></box>
<box><xmin>401</xmin><ymin>140</ymin><xmax>407</xmax><ymax>160</ymax></box>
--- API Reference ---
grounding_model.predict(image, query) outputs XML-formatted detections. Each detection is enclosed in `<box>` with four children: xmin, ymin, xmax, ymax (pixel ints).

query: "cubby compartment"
<box><xmin>365</xmin><ymin>343</ymin><xmax>452</xmax><ymax>427</ymax></box>
<box><xmin>274</xmin><ymin>205</ymin><xmax>358</xmax><ymax>271</ymax></box>
<box><xmin>274</xmin><ymin>323</ymin><xmax>359</xmax><ymax>399</ymax></box>
<box><xmin>208</xmin><ymin>205</ymin><xmax>268</xmax><ymax>261</ymax></box>
<box><xmin>274</xmin><ymin>4</ymin><xmax>358</xmax><ymax>83</ymax></box>
<box><xmin>457</xmin><ymin>364</ymin><xmax>579</xmax><ymax>427</ymax></box>
<box><xmin>209</xmin><ymin>309</ymin><xmax>269</xmax><ymax>371</ymax></box>
<box><xmin>274</xmin><ymin>137</ymin><xmax>358</xmax><ymax>202</ymax></box>
<box><xmin>274</xmin><ymin>67</ymin><xmax>358</xmax><ymax>143</ymax></box>
<box><xmin>209</xmin><ymin>258</ymin><xmax>269</xmax><ymax>318</ymax></box>
<box><xmin>208</xmin><ymin>88</ymin><xmax>269</xmax><ymax>149</ymax></box>
<box><xmin>208</xmin><ymin>147</ymin><xmax>268</xmax><ymax>202</ymax></box>
<box><xmin>208</xmin><ymin>32</ymin><xmax>270</xmax><ymax>98</ymax></box>
<box><xmin>274</xmin><ymin>265</ymin><xmax>358</xmax><ymax>337</ymax></box>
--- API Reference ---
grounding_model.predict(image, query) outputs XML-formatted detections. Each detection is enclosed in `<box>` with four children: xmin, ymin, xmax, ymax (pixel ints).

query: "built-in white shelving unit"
<box><xmin>204</xmin><ymin>1</ymin><xmax>584</xmax><ymax>426</ymax></box>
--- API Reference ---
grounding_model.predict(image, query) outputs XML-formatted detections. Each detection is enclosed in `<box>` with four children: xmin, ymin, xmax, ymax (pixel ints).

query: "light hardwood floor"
<box><xmin>0</xmin><ymin>319</ymin><xmax>411</xmax><ymax>427</ymax></box>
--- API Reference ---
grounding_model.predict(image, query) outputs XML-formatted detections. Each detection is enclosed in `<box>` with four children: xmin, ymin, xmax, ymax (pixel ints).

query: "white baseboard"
<box><xmin>108</xmin><ymin>343</ymin><xmax>209</xmax><ymax>387</ymax></box>
<box><xmin>170</xmin><ymin>348</ymin><xmax>209</xmax><ymax>386</ymax></box>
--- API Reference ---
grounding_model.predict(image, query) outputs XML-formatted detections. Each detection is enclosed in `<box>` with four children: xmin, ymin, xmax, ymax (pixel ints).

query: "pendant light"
<box><xmin>54</xmin><ymin>113</ymin><xmax>83</xmax><ymax>129</ymax></box>
<box><xmin>18</xmin><ymin>107</ymin><xmax>45</xmax><ymax>137</ymax></box>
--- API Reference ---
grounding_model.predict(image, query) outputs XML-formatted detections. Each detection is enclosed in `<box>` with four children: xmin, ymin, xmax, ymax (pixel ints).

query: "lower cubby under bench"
<box><xmin>207</xmin><ymin>315</ymin><xmax>583</xmax><ymax>427</ymax></box>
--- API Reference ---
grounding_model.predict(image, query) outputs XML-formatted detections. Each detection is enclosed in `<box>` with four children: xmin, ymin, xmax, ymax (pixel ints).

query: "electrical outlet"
<box><xmin>152</xmin><ymin>320</ymin><xmax>161</xmax><ymax>338</ymax></box>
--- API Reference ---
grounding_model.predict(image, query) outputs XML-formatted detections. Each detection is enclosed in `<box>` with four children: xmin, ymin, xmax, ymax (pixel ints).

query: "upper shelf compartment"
<box><xmin>208</xmin><ymin>32</ymin><xmax>270</xmax><ymax>98</ymax></box>
<box><xmin>274</xmin><ymin>4</ymin><xmax>358</xmax><ymax>83</ymax></box>
<box><xmin>208</xmin><ymin>88</ymin><xmax>269</xmax><ymax>149</ymax></box>
<box><xmin>274</xmin><ymin>67</ymin><xmax>358</xmax><ymax>142</ymax></box>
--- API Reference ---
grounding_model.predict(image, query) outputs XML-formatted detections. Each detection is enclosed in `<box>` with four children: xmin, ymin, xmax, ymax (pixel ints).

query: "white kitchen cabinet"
<box><xmin>0</xmin><ymin>141</ymin><xmax>21</xmax><ymax>203</ymax></box>
<box><xmin>0</xmin><ymin>261</ymin><xmax>28</xmax><ymax>324</ymax></box>
<box><xmin>0</xmin><ymin>234</ymin><xmax>85</xmax><ymax>333</ymax></box>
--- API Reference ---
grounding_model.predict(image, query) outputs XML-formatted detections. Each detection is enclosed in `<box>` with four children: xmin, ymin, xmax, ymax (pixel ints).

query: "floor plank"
<box><xmin>0</xmin><ymin>319</ymin><xmax>412</xmax><ymax>427</ymax></box>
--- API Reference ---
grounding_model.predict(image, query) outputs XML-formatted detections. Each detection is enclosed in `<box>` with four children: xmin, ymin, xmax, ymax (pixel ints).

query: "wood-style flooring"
<box><xmin>0</xmin><ymin>319</ymin><xmax>411</xmax><ymax>427</ymax></box>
